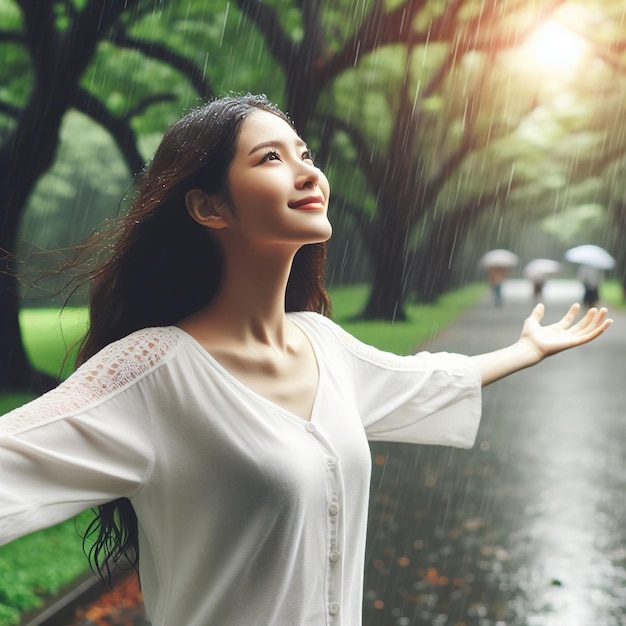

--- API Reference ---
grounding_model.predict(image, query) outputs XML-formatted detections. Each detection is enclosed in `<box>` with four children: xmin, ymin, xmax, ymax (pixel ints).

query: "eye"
<box><xmin>259</xmin><ymin>150</ymin><xmax>281</xmax><ymax>164</ymax></box>
<box><xmin>302</xmin><ymin>149</ymin><xmax>315</xmax><ymax>163</ymax></box>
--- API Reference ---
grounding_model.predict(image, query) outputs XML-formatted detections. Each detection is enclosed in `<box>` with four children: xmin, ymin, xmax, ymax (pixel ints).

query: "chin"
<box><xmin>311</xmin><ymin>225</ymin><xmax>332</xmax><ymax>244</ymax></box>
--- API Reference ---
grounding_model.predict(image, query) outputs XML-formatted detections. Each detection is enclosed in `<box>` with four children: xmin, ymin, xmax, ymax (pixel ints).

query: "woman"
<box><xmin>0</xmin><ymin>94</ymin><xmax>612</xmax><ymax>626</ymax></box>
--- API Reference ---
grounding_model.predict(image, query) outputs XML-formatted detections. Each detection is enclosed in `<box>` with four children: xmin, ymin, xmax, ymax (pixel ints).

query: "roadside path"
<box><xmin>363</xmin><ymin>279</ymin><xmax>626</xmax><ymax>626</ymax></box>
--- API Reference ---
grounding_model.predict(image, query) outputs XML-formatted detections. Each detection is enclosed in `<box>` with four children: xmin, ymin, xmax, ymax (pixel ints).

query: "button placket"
<box><xmin>325</xmin><ymin>451</ymin><xmax>342</xmax><ymax>621</ymax></box>
<box><xmin>303</xmin><ymin>422</ymin><xmax>343</xmax><ymax>623</ymax></box>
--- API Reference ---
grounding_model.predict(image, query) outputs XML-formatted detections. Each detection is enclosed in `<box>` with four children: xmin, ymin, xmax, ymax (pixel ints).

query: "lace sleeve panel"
<box><xmin>1</xmin><ymin>327</ymin><xmax>181</xmax><ymax>435</ymax></box>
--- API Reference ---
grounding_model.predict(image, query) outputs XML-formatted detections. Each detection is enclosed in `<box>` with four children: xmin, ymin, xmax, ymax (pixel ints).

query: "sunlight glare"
<box><xmin>527</xmin><ymin>21</ymin><xmax>586</xmax><ymax>73</ymax></box>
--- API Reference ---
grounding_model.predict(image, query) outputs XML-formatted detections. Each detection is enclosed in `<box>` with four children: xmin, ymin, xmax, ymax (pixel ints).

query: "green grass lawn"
<box><xmin>0</xmin><ymin>281</ymin><xmax>506</xmax><ymax>624</ymax></box>
<box><xmin>334</xmin><ymin>283</ymin><xmax>486</xmax><ymax>353</ymax></box>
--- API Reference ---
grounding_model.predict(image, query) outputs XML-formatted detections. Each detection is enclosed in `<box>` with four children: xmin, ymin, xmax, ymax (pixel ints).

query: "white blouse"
<box><xmin>0</xmin><ymin>312</ymin><xmax>482</xmax><ymax>625</ymax></box>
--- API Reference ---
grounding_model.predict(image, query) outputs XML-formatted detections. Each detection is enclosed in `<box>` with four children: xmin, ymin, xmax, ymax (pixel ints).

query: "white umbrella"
<box><xmin>479</xmin><ymin>249</ymin><xmax>519</xmax><ymax>269</ymax></box>
<box><xmin>564</xmin><ymin>245</ymin><xmax>615</xmax><ymax>270</ymax></box>
<box><xmin>523</xmin><ymin>259</ymin><xmax>562</xmax><ymax>281</ymax></box>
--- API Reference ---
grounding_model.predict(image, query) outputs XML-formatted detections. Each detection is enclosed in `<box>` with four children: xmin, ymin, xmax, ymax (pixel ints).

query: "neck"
<box><xmin>189</xmin><ymin>244</ymin><xmax>296</xmax><ymax>347</ymax></box>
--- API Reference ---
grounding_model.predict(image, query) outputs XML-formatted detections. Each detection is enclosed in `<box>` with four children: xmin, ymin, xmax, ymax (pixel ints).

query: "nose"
<box><xmin>295</xmin><ymin>161</ymin><xmax>320</xmax><ymax>189</ymax></box>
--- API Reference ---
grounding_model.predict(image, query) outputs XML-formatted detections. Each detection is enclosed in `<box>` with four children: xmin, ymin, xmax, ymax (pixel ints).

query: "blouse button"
<box><xmin>328</xmin><ymin>503</ymin><xmax>339</xmax><ymax>516</ymax></box>
<box><xmin>326</xmin><ymin>457</ymin><xmax>336</xmax><ymax>467</ymax></box>
<box><xmin>329</xmin><ymin>602</ymin><xmax>340</xmax><ymax>615</ymax></box>
<box><xmin>329</xmin><ymin>550</ymin><xmax>341</xmax><ymax>563</ymax></box>
<box><xmin>305</xmin><ymin>423</ymin><xmax>316</xmax><ymax>433</ymax></box>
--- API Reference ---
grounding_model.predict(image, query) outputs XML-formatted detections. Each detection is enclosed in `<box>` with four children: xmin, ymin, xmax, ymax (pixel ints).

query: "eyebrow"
<box><xmin>248</xmin><ymin>138</ymin><xmax>307</xmax><ymax>156</ymax></box>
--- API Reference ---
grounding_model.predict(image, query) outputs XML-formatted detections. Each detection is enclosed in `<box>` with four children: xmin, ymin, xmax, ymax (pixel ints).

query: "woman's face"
<box><xmin>223</xmin><ymin>109</ymin><xmax>332</xmax><ymax>248</ymax></box>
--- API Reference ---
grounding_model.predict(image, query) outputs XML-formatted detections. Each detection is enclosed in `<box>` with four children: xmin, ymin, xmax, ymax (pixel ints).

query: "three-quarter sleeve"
<box><xmin>0</xmin><ymin>398</ymin><xmax>153</xmax><ymax>545</ymax></box>
<box><xmin>0</xmin><ymin>328</ymin><xmax>178</xmax><ymax>546</ymax></box>
<box><xmin>354</xmin><ymin>350</ymin><xmax>481</xmax><ymax>447</ymax></box>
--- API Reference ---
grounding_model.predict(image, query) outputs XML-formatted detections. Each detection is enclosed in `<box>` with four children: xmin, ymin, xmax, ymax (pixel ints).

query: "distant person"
<box><xmin>487</xmin><ymin>266</ymin><xmax>508</xmax><ymax>306</ymax></box>
<box><xmin>532</xmin><ymin>279</ymin><xmax>545</xmax><ymax>300</ymax></box>
<box><xmin>0</xmin><ymin>94</ymin><xmax>613</xmax><ymax>626</ymax></box>
<box><xmin>577</xmin><ymin>264</ymin><xmax>602</xmax><ymax>307</ymax></box>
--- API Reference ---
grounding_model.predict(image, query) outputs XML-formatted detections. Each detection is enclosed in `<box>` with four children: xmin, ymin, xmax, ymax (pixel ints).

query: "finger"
<box><xmin>579</xmin><ymin>317</ymin><xmax>613</xmax><ymax>342</ymax></box>
<box><xmin>586</xmin><ymin>308</ymin><xmax>610</xmax><ymax>334</ymax></box>
<box><xmin>575</xmin><ymin>311</ymin><xmax>612</xmax><ymax>341</ymax></box>
<box><xmin>530</xmin><ymin>302</ymin><xmax>545</xmax><ymax>323</ymax></box>
<box><xmin>571</xmin><ymin>306</ymin><xmax>599</xmax><ymax>333</ymax></box>
<box><xmin>577</xmin><ymin>307</ymin><xmax>608</xmax><ymax>334</ymax></box>
<box><xmin>558</xmin><ymin>303</ymin><xmax>580</xmax><ymax>329</ymax></box>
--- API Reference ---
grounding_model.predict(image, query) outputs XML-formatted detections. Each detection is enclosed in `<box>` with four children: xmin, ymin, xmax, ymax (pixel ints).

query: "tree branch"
<box><xmin>73</xmin><ymin>87</ymin><xmax>168</xmax><ymax>176</ymax></box>
<box><xmin>18</xmin><ymin>0</ymin><xmax>137</xmax><ymax>80</ymax></box>
<box><xmin>0</xmin><ymin>28</ymin><xmax>26</xmax><ymax>44</ymax></box>
<box><xmin>108</xmin><ymin>25</ymin><xmax>214</xmax><ymax>99</ymax></box>
<box><xmin>0</xmin><ymin>100</ymin><xmax>22</xmax><ymax>119</ymax></box>
<box><xmin>124</xmin><ymin>93</ymin><xmax>178</xmax><ymax>121</ymax></box>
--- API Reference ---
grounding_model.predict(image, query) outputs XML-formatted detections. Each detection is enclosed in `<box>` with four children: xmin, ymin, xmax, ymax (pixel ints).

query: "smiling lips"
<box><xmin>288</xmin><ymin>196</ymin><xmax>325</xmax><ymax>211</ymax></box>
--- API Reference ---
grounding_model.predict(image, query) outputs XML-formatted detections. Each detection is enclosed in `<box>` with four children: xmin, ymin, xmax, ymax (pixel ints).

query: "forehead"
<box><xmin>236</xmin><ymin>110</ymin><xmax>303</xmax><ymax>152</ymax></box>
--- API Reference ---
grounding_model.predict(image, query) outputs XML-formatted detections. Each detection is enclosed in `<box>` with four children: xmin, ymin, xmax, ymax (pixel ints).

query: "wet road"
<box><xmin>363</xmin><ymin>280</ymin><xmax>626</xmax><ymax>626</ymax></box>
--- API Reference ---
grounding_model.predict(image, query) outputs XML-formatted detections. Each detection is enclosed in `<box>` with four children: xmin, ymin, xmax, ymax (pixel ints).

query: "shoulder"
<box><xmin>0</xmin><ymin>327</ymin><xmax>183</xmax><ymax>435</ymax></box>
<box><xmin>78</xmin><ymin>326</ymin><xmax>182</xmax><ymax>388</ymax></box>
<box><xmin>288</xmin><ymin>311</ymin><xmax>347</xmax><ymax>340</ymax></box>
<box><xmin>99</xmin><ymin>326</ymin><xmax>182</xmax><ymax>367</ymax></box>
<box><xmin>288</xmin><ymin>312</ymin><xmax>433</xmax><ymax>372</ymax></box>
<box><xmin>288</xmin><ymin>311</ymin><xmax>386</xmax><ymax>363</ymax></box>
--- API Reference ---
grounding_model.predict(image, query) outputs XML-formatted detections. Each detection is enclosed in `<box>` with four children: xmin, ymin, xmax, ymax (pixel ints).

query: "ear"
<box><xmin>185</xmin><ymin>189</ymin><xmax>228</xmax><ymax>230</ymax></box>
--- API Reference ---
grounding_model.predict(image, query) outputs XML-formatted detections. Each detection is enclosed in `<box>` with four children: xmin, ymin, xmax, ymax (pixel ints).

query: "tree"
<box><xmin>0</xmin><ymin>0</ymin><xmax>143</xmax><ymax>392</ymax></box>
<box><xmin>3</xmin><ymin>0</ymin><xmax>625</xmax><ymax>395</ymax></box>
<box><xmin>0</xmin><ymin>0</ymin><xmax>284</xmax><ymax>392</ymax></box>
<box><xmin>240</xmin><ymin>0</ymin><xmax>573</xmax><ymax>319</ymax></box>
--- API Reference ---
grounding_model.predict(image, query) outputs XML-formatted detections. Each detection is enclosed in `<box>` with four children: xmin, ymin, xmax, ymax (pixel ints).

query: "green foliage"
<box><xmin>541</xmin><ymin>203</ymin><xmax>606</xmax><ymax>244</ymax></box>
<box><xmin>0</xmin><ymin>1</ymin><xmax>30</xmax><ymax>130</ymax></box>
<box><xmin>0</xmin><ymin>513</ymin><xmax>93</xmax><ymax>625</ymax></box>
<box><xmin>82</xmin><ymin>1</ymin><xmax>286</xmax><ymax>137</ymax></box>
<box><xmin>1</xmin><ymin>0</ymin><xmax>624</xmax><ymax>320</ymax></box>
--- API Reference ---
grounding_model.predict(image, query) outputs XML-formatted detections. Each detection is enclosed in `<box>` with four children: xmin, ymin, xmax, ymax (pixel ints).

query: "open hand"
<box><xmin>520</xmin><ymin>303</ymin><xmax>613</xmax><ymax>361</ymax></box>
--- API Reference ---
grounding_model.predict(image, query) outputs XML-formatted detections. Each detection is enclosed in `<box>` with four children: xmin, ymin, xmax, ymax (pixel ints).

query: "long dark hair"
<box><xmin>79</xmin><ymin>94</ymin><xmax>330</xmax><ymax>582</ymax></box>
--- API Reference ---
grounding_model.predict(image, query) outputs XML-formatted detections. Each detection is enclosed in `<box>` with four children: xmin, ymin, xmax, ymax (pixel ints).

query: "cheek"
<box><xmin>228</xmin><ymin>172</ymin><xmax>285</xmax><ymax>219</ymax></box>
<box><xmin>228</xmin><ymin>170</ymin><xmax>268</xmax><ymax>205</ymax></box>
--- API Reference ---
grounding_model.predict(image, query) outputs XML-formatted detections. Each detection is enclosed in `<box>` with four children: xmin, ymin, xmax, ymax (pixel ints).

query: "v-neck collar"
<box><xmin>170</xmin><ymin>314</ymin><xmax>322</xmax><ymax>423</ymax></box>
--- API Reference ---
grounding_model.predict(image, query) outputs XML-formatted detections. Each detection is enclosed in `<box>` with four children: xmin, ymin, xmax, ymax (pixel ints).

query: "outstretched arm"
<box><xmin>471</xmin><ymin>303</ymin><xmax>613</xmax><ymax>387</ymax></box>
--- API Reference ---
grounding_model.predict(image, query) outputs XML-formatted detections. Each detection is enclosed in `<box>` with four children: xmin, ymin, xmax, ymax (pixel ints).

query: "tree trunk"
<box><xmin>0</xmin><ymin>271</ymin><xmax>59</xmax><ymax>393</ymax></box>
<box><xmin>358</xmin><ymin>216</ymin><xmax>408</xmax><ymax>321</ymax></box>
<box><xmin>0</xmin><ymin>87</ymin><xmax>74</xmax><ymax>391</ymax></box>
<box><xmin>410</xmin><ymin>247</ymin><xmax>454</xmax><ymax>303</ymax></box>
